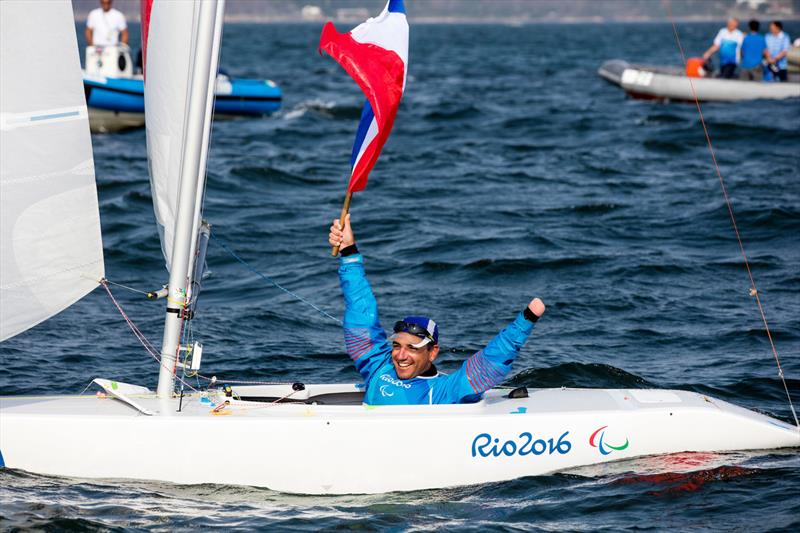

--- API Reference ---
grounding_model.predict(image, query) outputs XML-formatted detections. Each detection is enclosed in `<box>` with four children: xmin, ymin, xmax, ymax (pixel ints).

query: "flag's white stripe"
<box><xmin>352</xmin><ymin>117</ymin><xmax>379</xmax><ymax>172</ymax></box>
<box><xmin>350</xmin><ymin>10</ymin><xmax>408</xmax><ymax>77</ymax></box>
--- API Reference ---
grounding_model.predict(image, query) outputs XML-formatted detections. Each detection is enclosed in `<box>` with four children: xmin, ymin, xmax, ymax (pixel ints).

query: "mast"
<box><xmin>185</xmin><ymin>0</ymin><xmax>225</xmax><ymax>290</ymax></box>
<box><xmin>157</xmin><ymin>0</ymin><xmax>224</xmax><ymax>398</ymax></box>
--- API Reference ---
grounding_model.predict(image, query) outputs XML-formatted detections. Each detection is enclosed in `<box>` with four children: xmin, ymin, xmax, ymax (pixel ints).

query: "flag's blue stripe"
<box><xmin>388</xmin><ymin>0</ymin><xmax>405</xmax><ymax>14</ymax></box>
<box><xmin>350</xmin><ymin>100</ymin><xmax>375</xmax><ymax>170</ymax></box>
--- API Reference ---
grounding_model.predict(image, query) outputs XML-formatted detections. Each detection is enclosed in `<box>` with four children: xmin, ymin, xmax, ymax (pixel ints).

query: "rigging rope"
<box><xmin>212</xmin><ymin>234</ymin><xmax>343</xmax><ymax>325</ymax></box>
<box><xmin>100</xmin><ymin>279</ymin><xmax>199</xmax><ymax>393</ymax></box>
<box><xmin>666</xmin><ymin>13</ymin><xmax>798</xmax><ymax>429</ymax></box>
<box><xmin>101</xmin><ymin>278</ymin><xmax>152</xmax><ymax>297</ymax></box>
<box><xmin>100</xmin><ymin>278</ymin><xmax>301</xmax><ymax>390</ymax></box>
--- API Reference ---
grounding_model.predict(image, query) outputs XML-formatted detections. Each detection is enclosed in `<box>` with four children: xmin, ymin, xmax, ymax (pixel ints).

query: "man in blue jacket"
<box><xmin>329</xmin><ymin>215</ymin><xmax>545</xmax><ymax>405</ymax></box>
<box><xmin>739</xmin><ymin>19</ymin><xmax>767</xmax><ymax>81</ymax></box>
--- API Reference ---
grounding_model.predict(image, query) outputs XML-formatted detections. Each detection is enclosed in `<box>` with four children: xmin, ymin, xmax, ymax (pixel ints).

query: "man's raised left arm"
<box><xmin>438</xmin><ymin>298</ymin><xmax>545</xmax><ymax>403</ymax></box>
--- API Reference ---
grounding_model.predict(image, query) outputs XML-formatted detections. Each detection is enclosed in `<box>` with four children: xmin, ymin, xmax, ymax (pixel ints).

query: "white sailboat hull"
<box><xmin>1</xmin><ymin>384</ymin><xmax>797</xmax><ymax>494</ymax></box>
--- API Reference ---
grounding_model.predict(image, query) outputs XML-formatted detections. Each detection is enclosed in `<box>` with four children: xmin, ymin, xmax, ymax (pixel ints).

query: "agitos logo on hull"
<box><xmin>589</xmin><ymin>425</ymin><xmax>630</xmax><ymax>455</ymax></box>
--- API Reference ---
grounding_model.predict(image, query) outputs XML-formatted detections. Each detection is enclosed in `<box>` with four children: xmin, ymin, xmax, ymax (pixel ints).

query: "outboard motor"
<box><xmin>84</xmin><ymin>44</ymin><xmax>133</xmax><ymax>78</ymax></box>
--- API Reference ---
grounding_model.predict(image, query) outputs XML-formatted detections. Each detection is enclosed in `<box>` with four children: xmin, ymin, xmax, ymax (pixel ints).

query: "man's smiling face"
<box><xmin>391</xmin><ymin>332</ymin><xmax>439</xmax><ymax>379</ymax></box>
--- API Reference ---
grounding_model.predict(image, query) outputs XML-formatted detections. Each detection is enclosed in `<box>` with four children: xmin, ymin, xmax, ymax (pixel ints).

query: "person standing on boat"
<box><xmin>739</xmin><ymin>20</ymin><xmax>768</xmax><ymax>81</ymax></box>
<box><xmin>85</xmin><ymin>0</ymin><xmax>128</xmax><ymax>47</ymax></box>
<box><xmin>702</xmin><ymin>18</ymin><xmax>744</xmax><ymax>79</ymax></box>
<box><xmin>329</xmin><ymin>215</ymin><xmax>545</xmax><ymax>405</ymax></box>
<box><xmin>765</xmin><ymin>21</ymin><xmax>791</xmax><ymax>82</ymax></box>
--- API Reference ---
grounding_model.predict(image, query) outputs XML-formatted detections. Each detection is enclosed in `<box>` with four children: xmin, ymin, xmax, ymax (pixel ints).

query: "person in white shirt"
<box><xmin>85</xmin><ymin>0</ymin><xmax>128</xmax><ymax>47</ymax></box>
<box><xmin>702</xmin><ymin>18</ymin><xmax>744</xmax><ymax>79</ymax></box>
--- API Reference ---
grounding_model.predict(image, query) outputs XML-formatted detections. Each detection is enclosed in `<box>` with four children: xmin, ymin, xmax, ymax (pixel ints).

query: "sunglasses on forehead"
<box><xmin>393</xmin><ymin>321</ymin><xmax>434</xmax><ymax>341</ymax></box>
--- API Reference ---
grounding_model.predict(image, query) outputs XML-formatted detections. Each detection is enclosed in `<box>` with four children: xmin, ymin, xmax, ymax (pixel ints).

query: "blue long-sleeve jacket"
<box><xmin>339</xmin><ymin>252</ymin><xmax>537</xmax><ymax>405</ymax></box>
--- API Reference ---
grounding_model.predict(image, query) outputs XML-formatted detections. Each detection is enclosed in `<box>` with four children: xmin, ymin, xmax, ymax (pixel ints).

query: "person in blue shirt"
<box><xmin>328</xmin><ymin>214</ymin><xmax>545</xmax><ymax>405</ymax></box>
<box><xmin>765</xmin><ymin>21</ymin><xmax>791</xmax><ymax>82</ymax></box>
<box><xmin>739</xmin><ymin>20</ymin><xmax>767</xmax><ymax>81</ymax></box>
<box><xmin>703</xmin><ymin>18</ymin><xmax>744</xmax><ymax>79</ymax></box>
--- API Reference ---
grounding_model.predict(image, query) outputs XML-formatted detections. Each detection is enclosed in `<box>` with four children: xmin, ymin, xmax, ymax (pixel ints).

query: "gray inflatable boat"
<box><xmin>599</xmin><ymin>59</ymin><xmax>800</xmax><ymax>102</ymax></box>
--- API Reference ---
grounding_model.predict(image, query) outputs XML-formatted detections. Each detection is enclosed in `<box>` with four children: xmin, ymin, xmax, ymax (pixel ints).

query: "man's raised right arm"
<box><xmin>330</xmin><ymin>215</ymin><xmax>391</xmax><ymax>380</ymax></box>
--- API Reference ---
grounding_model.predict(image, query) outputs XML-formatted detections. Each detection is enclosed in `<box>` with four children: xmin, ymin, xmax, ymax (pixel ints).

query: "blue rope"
<box><xmin>212</xmin><ymin>234</ymin><xmax>343</xmax><ymax>325</ymax></box>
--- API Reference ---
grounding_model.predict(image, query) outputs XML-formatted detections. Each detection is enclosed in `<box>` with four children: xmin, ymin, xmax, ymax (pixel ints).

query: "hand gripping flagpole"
<box><xmin>331</xmin><ymin>191</ymin><xmax>353</xmax><ymax>256</ymax></box>
<box><xmin>318</xmin><ymin>0</ymin><xmax>408</xmax><ymax>256</ymax></box>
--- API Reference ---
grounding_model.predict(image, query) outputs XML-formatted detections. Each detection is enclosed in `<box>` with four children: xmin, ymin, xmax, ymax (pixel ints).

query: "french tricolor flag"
<box><xmin>319</xmin><ymin>0</ymin><xmax>409</xmax><ymax>193</ymax></box>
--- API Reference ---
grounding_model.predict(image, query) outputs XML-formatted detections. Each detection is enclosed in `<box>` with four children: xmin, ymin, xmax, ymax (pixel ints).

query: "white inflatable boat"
<box><xmin>599</xmin><ymin>59</ymin><xmax>800</xmax><ymax>102</ymax></box>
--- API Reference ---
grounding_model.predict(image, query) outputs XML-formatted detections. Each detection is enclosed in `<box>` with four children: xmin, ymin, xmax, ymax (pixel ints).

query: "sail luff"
<box><xmin>185</xmin><ymin>0</ymin><xmax>226</xmax><ymax>291</ymax></box>
<box><xmin>155</xmin><ymin>0</ymin><xmax>223</xmax><ymax>398</ymax></box>
<box><xmin>143</xmin><ymin>1</ymin><xmax>195</xmax><ymax>272</ymax></box>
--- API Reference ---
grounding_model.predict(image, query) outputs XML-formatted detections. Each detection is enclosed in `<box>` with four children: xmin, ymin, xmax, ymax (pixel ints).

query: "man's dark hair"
<box><xmin>749</xmin><ymin>19</ymin><xmax>760</xmax><ymax>32</ymax></box>
<box><xmin>772</xmin><ymin>20</ymin><xmax>783</xmax><ymax>30</ymax></box>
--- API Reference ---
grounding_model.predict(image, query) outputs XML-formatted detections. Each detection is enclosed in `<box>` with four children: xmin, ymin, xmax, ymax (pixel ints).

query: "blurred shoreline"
<box><xmin>71</xmin><ymin>16</ymin><xmax>800</xmax><ymax>25</ymax></box>
<box><xmin>71</xmin><ymin>0</ymin><xmax>800</xmax><ymax>24</ymax></box>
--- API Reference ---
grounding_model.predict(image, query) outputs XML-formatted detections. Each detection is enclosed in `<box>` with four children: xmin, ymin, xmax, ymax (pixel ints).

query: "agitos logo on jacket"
<box><xmin>589</xmin><ymin>425</ymin><xmax>630</xmax><ymax>455</ymax></box>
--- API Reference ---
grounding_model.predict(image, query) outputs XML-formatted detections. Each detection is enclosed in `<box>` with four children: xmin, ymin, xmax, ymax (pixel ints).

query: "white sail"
<box><xmin>0</xmin><ymin>0</ymin><xmax>104</xmax><ymax>341</ymax></box>
<box><xmin>143</xmin><ymin>1</ymin><xmax>198</xmax><ymax>272</ymax></box>
<box><xmin>143</xmin><ymin>0</ymin><xmax>225</xmax><ymax>397</ymax></box>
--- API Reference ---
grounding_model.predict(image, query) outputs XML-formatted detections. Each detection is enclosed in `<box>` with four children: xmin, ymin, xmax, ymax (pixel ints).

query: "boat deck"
<box><xmin>1</xmin><ymin>382</ymin><xmax>796</xmax><ymax>426</ymax></box>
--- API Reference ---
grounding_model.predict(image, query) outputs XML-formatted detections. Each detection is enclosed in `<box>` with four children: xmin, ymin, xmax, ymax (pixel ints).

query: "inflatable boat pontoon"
<box><xmin>599</xmin><ymin>59</ymin><xmax>800</xmax><ymax>102</ymax></box>
<box><xmin>82</xmin><ymin>45</ymin><xmax>281</xmax><ymax>132</ymax></box>
<box><xmin>85</xmin><ymin>74</ymin><xmax>282</xmax><ymax>133</ymax></box>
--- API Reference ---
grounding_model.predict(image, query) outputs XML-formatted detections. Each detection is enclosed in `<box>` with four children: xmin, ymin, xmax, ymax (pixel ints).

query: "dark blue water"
<box><xmin>2</xmin><ymin>21</ymin><xmax>800</xmax><ymax>532</ymax></box>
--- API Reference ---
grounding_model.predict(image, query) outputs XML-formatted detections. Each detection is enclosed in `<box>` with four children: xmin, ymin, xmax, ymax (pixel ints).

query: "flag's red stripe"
<box><xmin>350</xmin><ymin>140</ymin><xmax>380</xmax><ymax>192</ymax></box>
<box><xmin>319</xmin><ymin>22</ymin><xmax>405</xmax><ymax>192</ymax></box>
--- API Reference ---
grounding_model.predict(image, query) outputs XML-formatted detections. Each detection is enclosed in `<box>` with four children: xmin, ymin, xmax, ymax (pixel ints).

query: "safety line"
<box><xmin>196</xmin><ymin>373</ymin><xmax>295</xmax><ymax>386</ymax></box>
<box><xmin>211</xmin><ymin>234</ymin><xmax>343</xmax><ymax>325</ymax></box>
<box><xmin>666</xmin><ymin>14</ymin><xmax>798</xmax><ymax>429</ymax></box>
<box><xmin>80</xmin><ymin>380</ymin><xmax>95</xmax><ymax>395</ymax></box>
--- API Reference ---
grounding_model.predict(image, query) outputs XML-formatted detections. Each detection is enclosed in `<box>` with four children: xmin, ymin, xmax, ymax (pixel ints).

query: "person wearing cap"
<box><xmin>329</xmin><ymin>215</ymin><xmax>545</xmax><ymax>405</ymax></box>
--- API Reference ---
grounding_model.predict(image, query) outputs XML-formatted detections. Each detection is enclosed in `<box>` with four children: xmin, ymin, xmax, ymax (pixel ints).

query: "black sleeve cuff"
<box><xmin>340</xmin><ymin>244</ymin><xmax>359</xmax><ymax>257</ymax></box>
<box><xmin>524</xmin><ymin>306</ymin><xmax>540</xmax><ymax>323</ymax></box>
